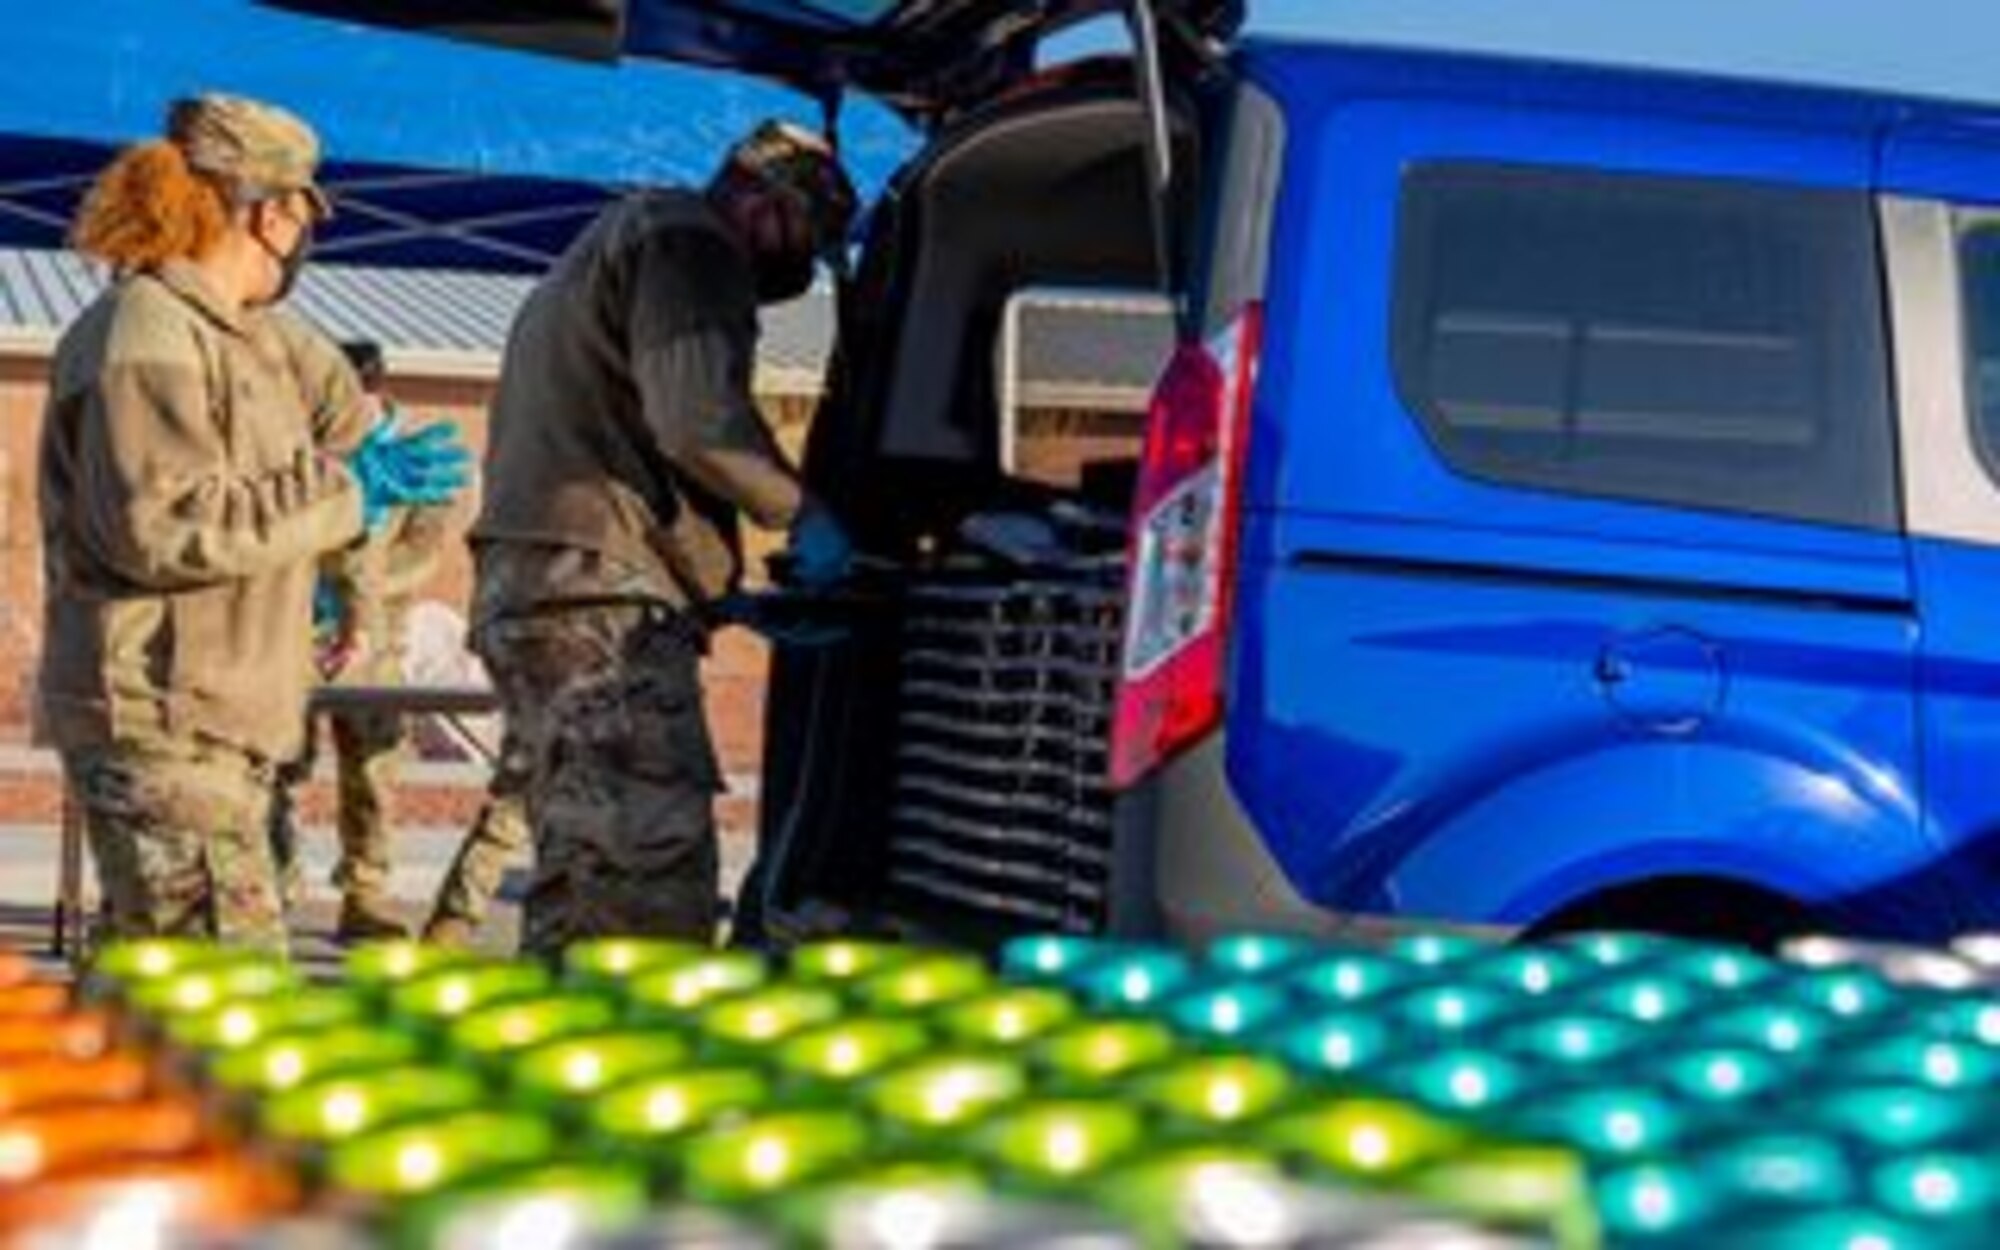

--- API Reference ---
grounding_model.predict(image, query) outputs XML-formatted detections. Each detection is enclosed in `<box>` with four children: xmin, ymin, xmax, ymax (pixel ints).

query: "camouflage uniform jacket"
<box><xmin>37</xmin><ymin>260</ymin><xmax>372</xmax><ymax>762</ymax></box>
<box><xmin>471</xmin><ymin>190</ymin><xmax>804</xmax><ymax>622</ymax></box>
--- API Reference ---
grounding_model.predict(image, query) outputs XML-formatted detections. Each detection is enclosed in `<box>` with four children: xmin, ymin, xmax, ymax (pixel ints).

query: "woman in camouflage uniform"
<box><xmin>37</xmin><ymin>94</ymin><xmax>463</xmax><ymax>952</ymax></box>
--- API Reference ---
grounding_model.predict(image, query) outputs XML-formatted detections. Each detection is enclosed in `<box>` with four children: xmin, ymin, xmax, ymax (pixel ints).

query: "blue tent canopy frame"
<box><xmin>0</xmin><ymin>0</ymin><xmax>911</xmax><ymax>272</ymax></box>
<box><xmin>0</xmin><ymin>134</ymin><xmax>622</xmax><ymax>271</ymax></box>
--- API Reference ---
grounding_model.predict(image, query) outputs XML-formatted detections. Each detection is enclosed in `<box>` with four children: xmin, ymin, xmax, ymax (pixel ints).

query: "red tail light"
<box><xmin>1110</xmin><ymin>303</ymin><xmax>1263</xmax><ymax>789</ymax></box>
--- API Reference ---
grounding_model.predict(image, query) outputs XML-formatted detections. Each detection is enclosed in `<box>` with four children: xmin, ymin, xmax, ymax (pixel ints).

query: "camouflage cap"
<box><xmin>723</xmin><ymin>119</ymin><xmax>859</xmax><ymax>266</ymax></box>
<box><xmin>167</xmin><ymin>93</ymin><xmax>332</xmax><ymax>219</ymax></box>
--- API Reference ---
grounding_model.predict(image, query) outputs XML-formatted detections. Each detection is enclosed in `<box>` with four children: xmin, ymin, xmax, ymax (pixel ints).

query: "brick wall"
<box><xmin>0</xmin><ymin>354</ymin><xmax>48</xmax><ymax>741</ymax></box>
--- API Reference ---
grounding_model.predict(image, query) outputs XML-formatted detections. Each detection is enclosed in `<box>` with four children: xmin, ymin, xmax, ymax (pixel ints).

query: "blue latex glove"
<box><xmin>713</xmin><ymin>591</ymin><xmax>850</xmax><ymax>648</ymax></box>
<box><xmin>784</xmin><ymin>503</ymin><xmax>853</xmax><ymax>591</ymax></box>
<box><xmin>346</xmin><ymin>419</ymin><xmax>472</xmax><ymax>530</ymax></box>
<box><xmin>312</xmin><ymin>580</ymin><xmax>342</xmax><ymax>633</ymax></box>
<box><xmin>344</xmin><ymin>419</ymin><xmax>399</xmax><ymax>533</ymax></box>
<box><xmin>376</xmin><ymin>421</ymin><xmax>473</xmax><ymax>504</ymax></box>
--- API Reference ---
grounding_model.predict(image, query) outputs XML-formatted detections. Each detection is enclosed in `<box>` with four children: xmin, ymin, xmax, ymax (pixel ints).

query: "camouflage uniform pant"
<box><xmin>65</xmin><ymin>738</ymin><xmax>288</xmax><ymax>953</ymax></box>
<box><xmin>425</xmin><ymin>728</ymin><xmax>532</xmax><ymax>930</ymax></box>
<box><xmin>474</xmin><ymin>605</ymin><xmax>722</xmax><ymax>957</ymax></box>
<box><xmin>269</xmin><ymin>708</ymin><xmax>404</xmax><ymax>909</ymax></box>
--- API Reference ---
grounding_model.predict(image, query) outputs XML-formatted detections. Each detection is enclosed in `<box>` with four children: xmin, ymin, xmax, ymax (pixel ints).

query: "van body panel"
<box><xmin>1380</xmin><ymin>741</ymin><xmax>1938</xmax><ymax>935</ymax></box>
<box><xmin>1236</xmin><ymin>39</ymin><xmax>1914</xmax><ymax>142</ymax></box>
<box><xmin>1226</xmin><ymin>527</ymin><xmax>1929</xmax><ymax>926</ymax></box>
<box><xmin>1908</xmin><ymin>537</ymin><xmax>2000</xmax><ymax>936</ymax></box>
<box><xmin>1883</xmin><ymin>125</ymin><xmax>2000</xmax><ymax>209</ymax></box>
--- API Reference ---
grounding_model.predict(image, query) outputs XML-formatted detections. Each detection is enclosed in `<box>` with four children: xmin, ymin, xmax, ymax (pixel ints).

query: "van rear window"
<box><xmin>1392</xmin><ymin>164</ymin><xmax>1897</xmax><ymax>531</ymax></box>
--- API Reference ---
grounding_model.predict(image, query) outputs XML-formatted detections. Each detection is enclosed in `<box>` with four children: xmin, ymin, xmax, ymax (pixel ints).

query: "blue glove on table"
<box><xmin>784</xmin><ymin>504</ymin><xmax>853</xmax><ymax>591</ymax></box>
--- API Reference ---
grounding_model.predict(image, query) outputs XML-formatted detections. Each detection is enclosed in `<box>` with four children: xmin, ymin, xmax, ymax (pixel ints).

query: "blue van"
<box><xmin>290</xmin><ymin>2</ymin><xmax>2000</xmax><ymax>947</ymax></box>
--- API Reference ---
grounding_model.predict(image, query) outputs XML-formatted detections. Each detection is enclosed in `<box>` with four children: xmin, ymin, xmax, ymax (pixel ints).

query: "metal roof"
<box><xmin>0</xmin><ymin>248</ymin><xmax>541</xmax><ymax>379</ymax></box>
<box><xmin>0</xmin><ymin>248</ymin><xmax>1170</xmax><ymax>402</ymax></box>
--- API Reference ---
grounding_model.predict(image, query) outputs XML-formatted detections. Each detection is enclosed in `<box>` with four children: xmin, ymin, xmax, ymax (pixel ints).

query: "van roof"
<box><xmin>1239</xmin><ymin>36</ymin><xmax>2000</xmax><ymax>154</ymax></box>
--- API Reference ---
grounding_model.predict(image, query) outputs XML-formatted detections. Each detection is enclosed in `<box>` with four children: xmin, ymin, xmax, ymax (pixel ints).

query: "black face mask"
<box><xmin>754</xmin><ymin>246</ymin><xmax>815</xmax><ymax>305</ymax></box>
<box><xmin>253</xmin><ymin>219</ymin><xmax>313</xmax><ymax>306</ymax></box>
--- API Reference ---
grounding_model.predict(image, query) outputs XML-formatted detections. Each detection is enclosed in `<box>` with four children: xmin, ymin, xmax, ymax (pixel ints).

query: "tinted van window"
<box><xmin>1958</xmin><ymin>222</ymin><xmax>2000</xmax><ymax>485</ymax></box>
<box><xmin>1393</xmin><ymin>164</ymin><xmax>1896</xmax><ymax>530</ymax></box>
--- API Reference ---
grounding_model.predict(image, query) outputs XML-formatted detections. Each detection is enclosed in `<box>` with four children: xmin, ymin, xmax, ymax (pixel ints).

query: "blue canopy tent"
<box><xmin>0</xmin><ymin>0</ymin><xmax>908</xmax><ymax>272</ymax></box>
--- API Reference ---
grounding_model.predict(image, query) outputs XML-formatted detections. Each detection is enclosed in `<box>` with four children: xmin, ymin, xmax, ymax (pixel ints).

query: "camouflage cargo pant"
<box><xmin>269</xmin><ymin>707</ymin><xmax>403</xmax><ymax>909</ymax></box>
<box><xmin>65</xmin><ymin>737</ymin><xmax>288</xmax><ymax>953</ymax></box>
<box><xmin>474</xmin><ymin>605</ymin><xmax>722</xmax><ymax>957</ymax></box>
<box><xmin>425</xmin><ymin>727</ymin><xmax>532</xmax><ymax>931</ymax></box>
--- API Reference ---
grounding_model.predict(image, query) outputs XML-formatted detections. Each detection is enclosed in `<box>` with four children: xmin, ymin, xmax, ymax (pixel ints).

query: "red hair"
<box><xmin>70</xmin><ymin>141</ymin><xmax>231</xmax><ymax>269</ymax></box>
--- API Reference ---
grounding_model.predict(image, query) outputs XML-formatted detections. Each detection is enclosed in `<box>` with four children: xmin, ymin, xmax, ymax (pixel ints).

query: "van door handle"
<box><xmin>1594</xmin><ymin>654</ymin><xmax>1632</xmax><ymax>686</ymax></box>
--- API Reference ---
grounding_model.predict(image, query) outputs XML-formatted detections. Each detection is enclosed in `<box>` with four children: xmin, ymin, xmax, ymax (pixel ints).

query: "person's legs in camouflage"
<box><xmin>420</xmin><ymin>740</ymin><xmax>531</xmax><ymax>947</ymax></box>
<box><xmin>329</xmin><ymin>707</ymin><xmax>410</xmax><ymax>940</ymax></box>
<box><xmin>477</xmin><ymin>607</ymin><xmax>722</xmax><ymax>959</ymax></box>
<box><xmin>267</xmin><ymin>727</ymin><xmax>315</xmax><ymax>915</ymax></box>
<box><xmin>68</xmin><ymin>738</ymin><xmax>289</xmax><ymax>954</ymax></box>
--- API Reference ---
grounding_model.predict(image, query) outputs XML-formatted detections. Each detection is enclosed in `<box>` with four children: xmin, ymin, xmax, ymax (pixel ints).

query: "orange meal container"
<box><xmin>0</xmin><ymin>984</ymin><xmax>70</xmax><ymax>1021</ymax></box>
<box><xmin>0</xmin><ymin>1149</ymin><xmax>299</xmax><ymax>1239</ymax></box>
<box><xmin>0</xmin><ymin>1052</ymin><xmax>152</xmax><ymax>1116</ymax></box>
<box><xmin>0</xmin><ymin>1093</ymin><xmax>208</xmax><ymax>1183</ymax></box>
<box><xmin>0</xmin><ymin>1011</ymin><xmax>116</xmax><ymax>1065</ymax></box>
<box><xmin>0</xmin><ymin>951</ymin><xmax>35</xmax><ymax>991</ymax></box>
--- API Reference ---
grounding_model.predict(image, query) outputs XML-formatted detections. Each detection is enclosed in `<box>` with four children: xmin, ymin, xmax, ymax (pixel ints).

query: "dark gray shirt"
<box><xmin>471</xmin><ymin>190</ymin><xmax>805</xmax><ymax>621</ymax></box>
